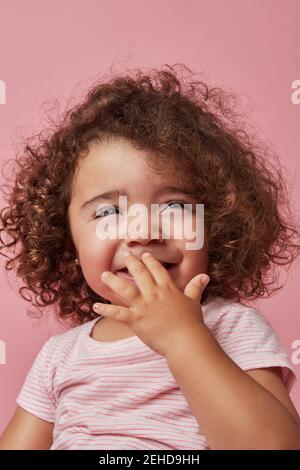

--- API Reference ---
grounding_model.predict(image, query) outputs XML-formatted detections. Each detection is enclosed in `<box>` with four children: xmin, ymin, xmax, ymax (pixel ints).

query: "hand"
<box><xmin>93</xmin><ymin>251</ymin><xmax>210</xmax><ymax>357</ymax></box>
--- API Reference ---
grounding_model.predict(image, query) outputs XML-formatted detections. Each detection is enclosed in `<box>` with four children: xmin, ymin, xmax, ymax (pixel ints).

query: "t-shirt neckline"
<box><xmin>85</xmin><ymin>316</ymin><xmax>141</xmax><ymax>348</ymax></box>
<box><xmin>84</xmin><ymin>296</ymin><xmax>222</xmax><ymax>348</ymax></box>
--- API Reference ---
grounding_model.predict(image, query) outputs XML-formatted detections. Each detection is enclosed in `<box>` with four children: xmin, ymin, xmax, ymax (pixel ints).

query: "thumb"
<box><xmin>184</xmin><ymin>274</ymin><xmax>210</xmax><ymax>301</ymax></box>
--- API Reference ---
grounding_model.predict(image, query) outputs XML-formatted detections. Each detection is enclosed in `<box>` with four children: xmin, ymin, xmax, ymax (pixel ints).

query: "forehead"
<box><xmin>71</xmin><ymin>138</ymin><xmax>185</xmax><ymax>197</ymax></box>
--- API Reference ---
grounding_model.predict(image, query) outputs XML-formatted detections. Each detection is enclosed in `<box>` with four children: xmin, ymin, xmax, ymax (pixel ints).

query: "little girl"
<box><xmin>1</xmin><ymin>64</ymin><xmax>300</xmax><ymax>450</ymax></box>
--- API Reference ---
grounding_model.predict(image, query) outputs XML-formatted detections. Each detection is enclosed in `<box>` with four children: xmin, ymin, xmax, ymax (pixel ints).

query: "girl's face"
<box><xmin>68</xmin><ymin>138</ymin><xmax>208</xmax><ymax>307</ymax></box>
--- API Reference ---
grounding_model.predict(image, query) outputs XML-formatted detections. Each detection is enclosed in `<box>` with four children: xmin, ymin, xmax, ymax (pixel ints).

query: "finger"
<box><xmin>124</xmin><ymin>252</ymin><xmax>156</xmax><ymax>293</ymax></box>
<box><xmin>140</xmin><ymin>252</ymin><xmax>172</xmax><ymax>286</ymax></box>
<box><xmin>184</xmin><ymin>274</ymin><xmax>210</xmax><ymax>301</ymax></box>
<box><xmin>93</xmin><ymin>302</ymin><xmax>133</xmax><ymax>324</ymax></box>
<box><xmin>101</xmin><ymin>271</ymin><xmax>140</xmax><ymax>304</ymax></box>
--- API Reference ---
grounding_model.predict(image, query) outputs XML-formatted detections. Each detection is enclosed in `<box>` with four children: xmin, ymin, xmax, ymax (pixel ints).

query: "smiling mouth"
<box><xmin>116</xmin><ymin>269</ymin><xmax>135</xmax><ymax>281</ymax></box>
<box><xmin>116</xmin><ymin>262</ymin><xmax>175</xmax><ymax>279</ymax></box>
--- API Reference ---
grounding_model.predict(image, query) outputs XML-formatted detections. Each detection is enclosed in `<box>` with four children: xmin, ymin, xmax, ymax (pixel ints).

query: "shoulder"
<box><xmin>202</xmin><ymin>295</ymin><xmax>271</xmax><ymax>333</ymax></box>
<box><xmin>202</xmin><ymin>295</ymin><xmax>281</xmax><ymax>346</ymax></box>
<box><xmin>27</xmin><ymin>319</ymin><xmax>96</xmax><ymax>390</ymax></box>
<box><xmin>202</xmin><ymin>296</ymin><xmax>297</xmax><ymax>393</ymax></box>
<box><xmin>41</xmin><ymin>318</ymin><xmax>95</xmax><ymax>362</ymax></box>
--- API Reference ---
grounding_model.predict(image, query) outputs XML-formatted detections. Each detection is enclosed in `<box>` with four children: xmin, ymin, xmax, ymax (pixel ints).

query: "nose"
<box><xmin>124</xmin><ymin>211</ymin><xmax>165</xmax><ymax>247</ymax></box>
<box><xmin>125</xmin><ymin>236</ymin><xmax>164</xmax><ymax>248</ymax></box>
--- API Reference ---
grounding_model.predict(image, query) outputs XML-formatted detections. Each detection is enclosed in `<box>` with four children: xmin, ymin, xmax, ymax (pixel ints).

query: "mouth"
<box><xmin>115</xmin><ymin>262</ymin><xmax>176</xmax><ymax>280</ymax></box>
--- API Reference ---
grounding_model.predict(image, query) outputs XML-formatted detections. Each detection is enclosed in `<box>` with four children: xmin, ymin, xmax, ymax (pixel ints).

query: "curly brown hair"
<box><xmin>1</xmin><ymin>63</ymin><xmax>300</xmax><ymax>329</ymax></box>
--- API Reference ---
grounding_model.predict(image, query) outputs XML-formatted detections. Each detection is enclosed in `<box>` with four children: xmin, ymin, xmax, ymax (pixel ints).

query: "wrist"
<box><xmin>165</xmin><ymin>322</ymin><xmax>214</xmax><ymax>361</ymax></box>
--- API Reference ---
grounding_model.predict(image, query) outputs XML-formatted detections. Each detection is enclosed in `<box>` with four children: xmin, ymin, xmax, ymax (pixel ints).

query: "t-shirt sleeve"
<box><xmin>16</xmin><ymin>335</ymin><xmax>59</xmax><ymax>423</ymax></box>
<box><xmin>208</xmin><ymin>303</ymin><xmax>297</xmax><ymax>394</ymax></box>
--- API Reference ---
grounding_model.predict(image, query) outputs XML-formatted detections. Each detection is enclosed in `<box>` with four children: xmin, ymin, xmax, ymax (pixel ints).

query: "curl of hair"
<box><xmin>1</xmin><ymin>63</ymin><xmax>300</xmax><ymax>328</ymax></box>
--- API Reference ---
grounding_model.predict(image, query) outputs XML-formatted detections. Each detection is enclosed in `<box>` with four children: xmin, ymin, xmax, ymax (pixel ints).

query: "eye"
<box><xmin>94</xmin><ymin>200</ymin><xmax>187</xmax><ymax>219</ymax></box>
<box><xmin>94</xmin><ymin>205</ymin><xmax>119</xmax><ymax>219</ymax></box>
<box><xmin>160</xmin><ymin>200</ymin><xmax>186</xmax><ymax>211</ymax></box>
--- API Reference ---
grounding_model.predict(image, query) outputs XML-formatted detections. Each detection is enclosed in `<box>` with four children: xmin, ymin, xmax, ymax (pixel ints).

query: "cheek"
<box><xmin>77</xmin><ymin>237</ymin><xmax>116</xmax><ymax>292</ymax></box>
<box><xmin>73</xmin><ymin>221</ymin><xmax>127</xmax><ymax>303</ymax></box>
<box><xmin>176</xmin><ymin>244</ymin><xmax>209</xmax><ymax>283</ymax></box>
<box><xmin>187</xmin><ymin>251</ymin><xmax>208</xmax><ymax>275</ymax></box>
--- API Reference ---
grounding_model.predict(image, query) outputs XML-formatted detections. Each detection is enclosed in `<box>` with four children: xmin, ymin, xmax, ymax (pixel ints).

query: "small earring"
<box><xmin>75</xmin><ymin>258</ymin><xmax>80</xmax><ymax>265</ymax></box>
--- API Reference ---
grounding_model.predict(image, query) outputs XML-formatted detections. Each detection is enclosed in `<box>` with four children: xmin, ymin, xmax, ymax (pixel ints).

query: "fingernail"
<box><xmin>124</xmin><ymin>251</ymin><xmax>131</xmax><ymax>258</ymax></box>
<box><xmin>101</xmin><ymin>271</ymin><xmax>110</xmax><ymax>279</ymax></box>
<box><xmin>202</xmin><ymin>274</ymin><xmax>210</xmax><ymax>285</ymax></box>
<box><xmin>93</xmin><ymin>303</ymin><xmax>101</xmax><ymax>311</ymax></box>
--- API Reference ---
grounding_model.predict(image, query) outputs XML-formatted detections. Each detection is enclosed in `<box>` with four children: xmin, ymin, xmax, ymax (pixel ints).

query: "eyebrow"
<box><xmin>80</xmin><ymin>186</ymin><xmax>194</xmax><ymax>211</ymax></box>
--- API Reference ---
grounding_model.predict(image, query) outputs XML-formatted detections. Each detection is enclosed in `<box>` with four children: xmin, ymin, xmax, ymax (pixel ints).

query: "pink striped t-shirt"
<box><xmin>16</xmin><ymin>296</ymin><xmax>297</xmax><ymax>450</ymax></box>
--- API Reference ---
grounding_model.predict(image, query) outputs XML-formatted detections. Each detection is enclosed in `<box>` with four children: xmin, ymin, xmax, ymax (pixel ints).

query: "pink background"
<box><xmin>0</xmin><ymin>0</ymin><xmax>299</xmax><ymax>434</ymax></box>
